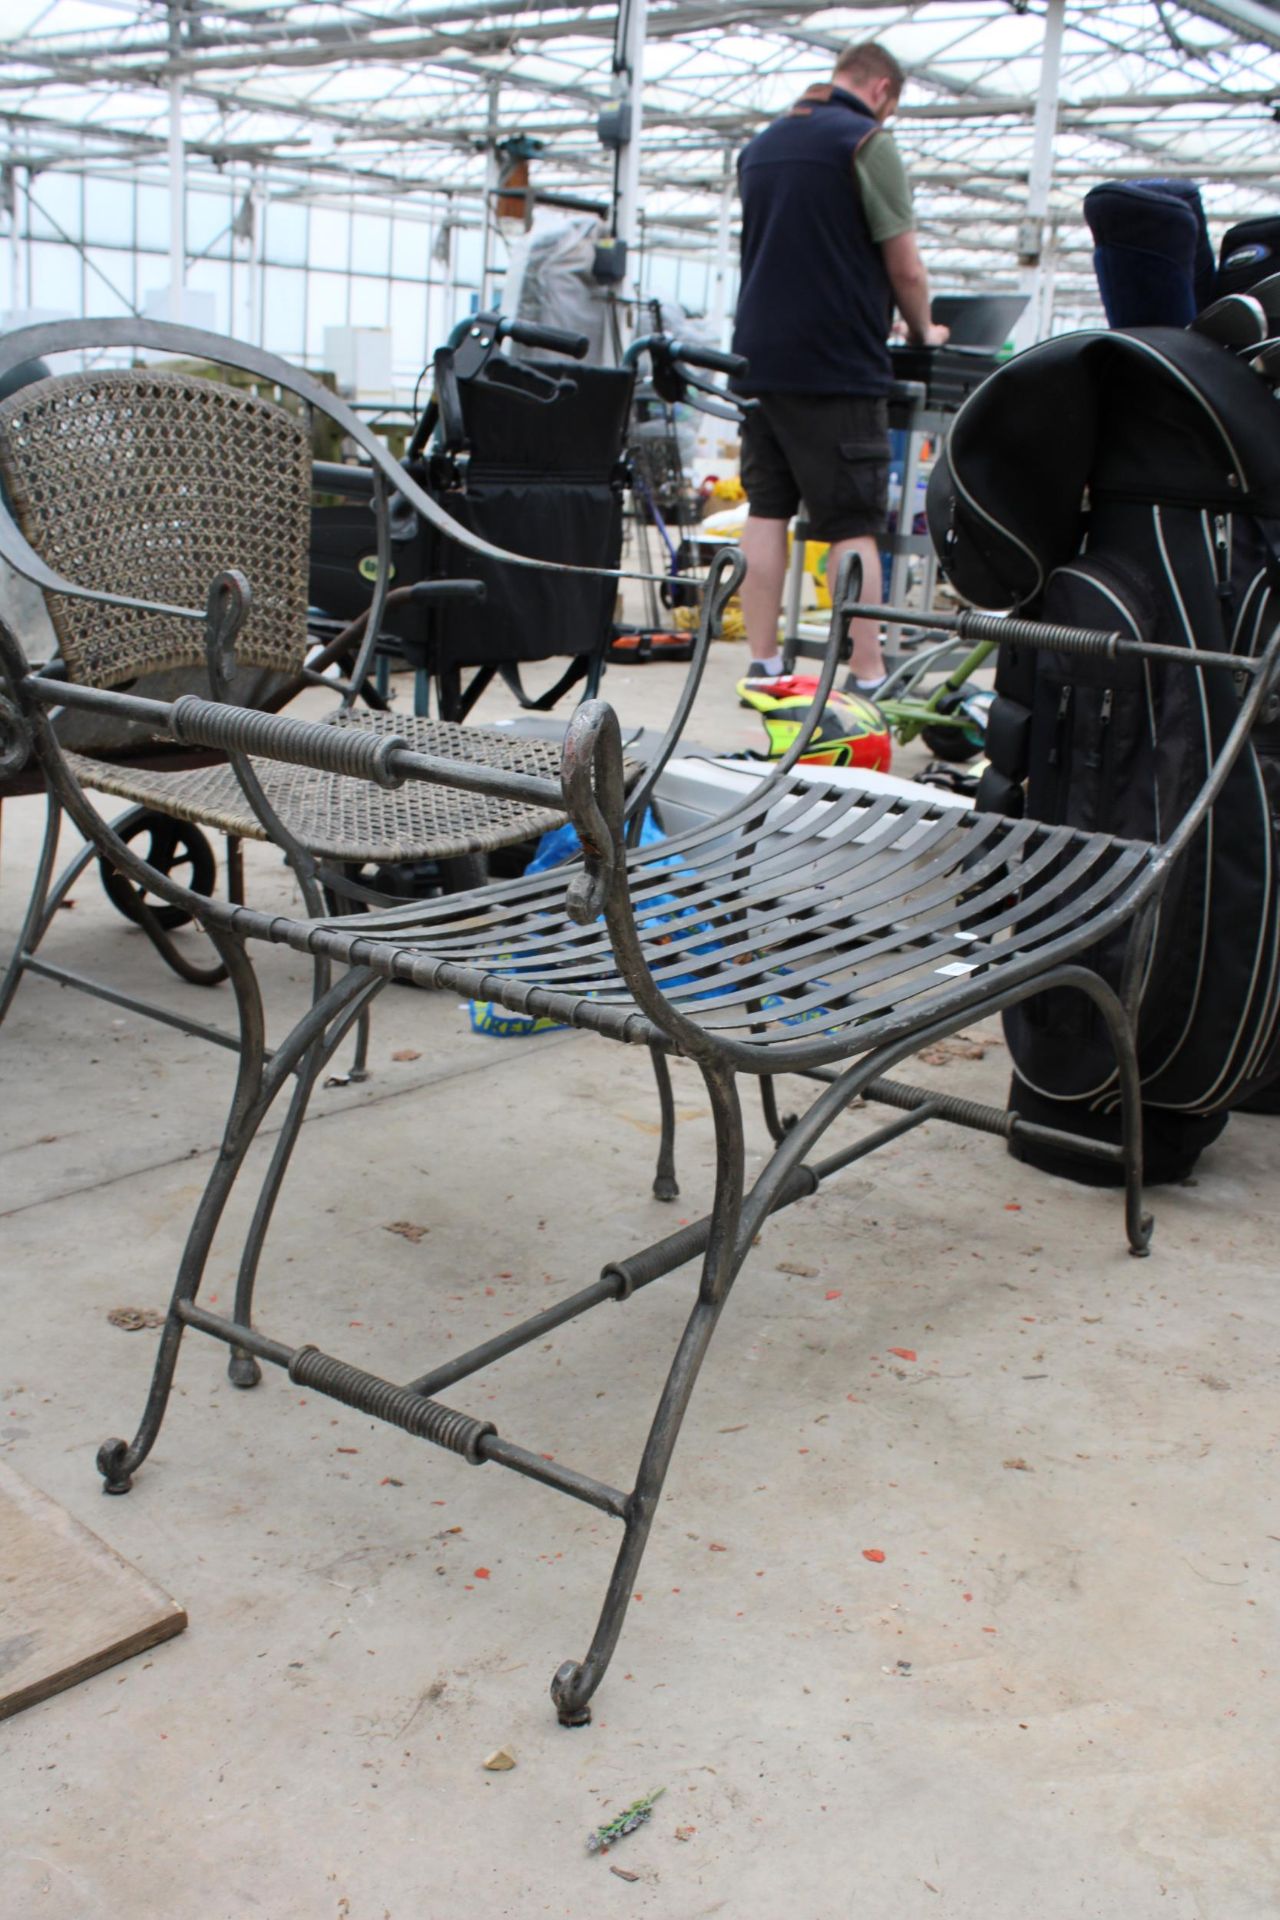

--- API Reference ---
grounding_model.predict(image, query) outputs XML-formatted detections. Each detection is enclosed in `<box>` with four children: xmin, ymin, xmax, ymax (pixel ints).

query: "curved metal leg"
<box><xmin>348</xmin><ymin>1004</ymin><xmax>371</xmax><ymax>1083</ymax></box>
<box><xmin>550</xmin><ymin>1066</ymin><xmax>744</xmax><ymax>1725</ymax></box>
<box><xmin>647</xmin><ymin>1043</ymin><xmax>679</xmax><ymax>1201</ymax></box>
<box><xmin>0</xmin><ymin>787</ymin><xmax>60</xmax><ymax>1026</ymax></box>
<box><xmin>128</xmin><ymin>887</ymin><xmax>230</xmax><ymax>987</ymax></box>
<box><xmin>322</xmin><ymin>876</ymin><xmax>372</xmax><ymax>1083</ymax></box>
<box><xmin>227</xmin><ymin>976</ymin><xmax>384</xmax><ymax>1388</ymax></box>
<box><xmin>97</xmin><ymin>955</ymin><xmax>374</xmax><ymax>1490</ymax></box>
<box><xmin>759</xmin><ymin>1075</ymin><xmax>796</xmax><ymax>1144</ymax></box>
<box><xmin>1087</xmin><ymin>975</ymin><xmax>1152</xmax><ymax>1257</ymax></box>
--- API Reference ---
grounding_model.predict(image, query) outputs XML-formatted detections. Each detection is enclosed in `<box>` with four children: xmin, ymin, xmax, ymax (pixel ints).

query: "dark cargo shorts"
<box><xmin>739</xmin><ymin>392</ymin><xmax>890</xmax><ymax>542</ymax></box>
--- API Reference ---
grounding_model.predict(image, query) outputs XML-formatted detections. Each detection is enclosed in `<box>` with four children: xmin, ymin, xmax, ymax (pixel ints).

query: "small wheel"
<box><xmin>99</xmin><ymin>813</ymin><xmax>217</xmax><ymax>930</ymax></box>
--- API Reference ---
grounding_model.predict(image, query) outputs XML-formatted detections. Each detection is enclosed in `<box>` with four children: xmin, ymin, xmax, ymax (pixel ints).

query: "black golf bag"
<box><xmin>927</xmin><ymin>326</ymin><xmax>1280</xmax><ymax>1182</ymax></box>
<box><xmin>1216</xmin><ymin>217</ymin><xmax>1280</xmax><ymax>300</ymax></box>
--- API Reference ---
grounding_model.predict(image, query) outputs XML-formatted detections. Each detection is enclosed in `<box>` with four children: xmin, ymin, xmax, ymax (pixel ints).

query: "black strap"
<box><xmin>496</xmin><ymin>654</ymin><xmax>593</xmax><ymax>712</ymax></box>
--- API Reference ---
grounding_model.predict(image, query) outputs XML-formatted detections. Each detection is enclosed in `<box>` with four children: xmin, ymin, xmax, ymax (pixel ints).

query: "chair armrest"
<box><xmin>19</xmin><ymin>649</ymin><xmax>566</xmax><ymax>817</ymax></box>
<box><xmin>620</xmin><ymin>545</ymin><xmax>744</xmax><ymax>832</ymax></box>
<box><xmin>622</xmin><ymin>547</ymin><xmax>870</xmax><ymax>841</ymax></box>
<box><xmin>560</xmin><ymin>695</ymin><xmax>729</xmax><ymax>1060</ymax></box>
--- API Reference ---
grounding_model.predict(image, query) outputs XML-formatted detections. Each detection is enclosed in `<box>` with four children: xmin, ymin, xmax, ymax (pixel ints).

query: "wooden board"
<box><xmin>0</xmin><ymin>1459</ymin><xmax>186</xmax><ymax>1721</ymax></box>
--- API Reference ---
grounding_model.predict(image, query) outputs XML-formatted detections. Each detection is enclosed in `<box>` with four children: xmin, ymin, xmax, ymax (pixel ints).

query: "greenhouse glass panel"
<box><xmin>306</xmin><ymin>270</ymin><xmax>350</xmax><ymax>358</ymax></box>
<box><xmin>261</xmin><ymin>266</ymin><xmax>306</xmax><ymax>356</ymax></box>
<box><xmin>28</xmin><ymin>174</ymin><xmax>81</xmax><ymax>244</ymax></box>
<box><xmin>187</xmin><ymin>189</ymin><xmax>232</xmax><ymax>260</ymax></box>
<box><xmin>83</xmin><ymin>247</ymin><xmax>134</xmax><ymax>316</ymax></box>
<box><xmin>350</xmin><ymin>213</ymin><xmax>390</xmax><ymax>276</ymax></box>
<box><xmin>136</xmin><ymin>185</ymin><xmax>168</xmax><ymax>252</ymax></box>
<box><xmin>29</xmin><ymin>241</ymin><xmax>79</xmax><ymax>314</ymax></box>
<box><xmin>83</xmin><ymin>177</ymin><xmax>132</xmax><ymax>248</ymax></box>
<box><xmin>263</xmin><ymin>201</ymin><xmax>307</xmax><ymax>269</ymax></box>
<box><xmin>389</xmin><ymin>280</ymin><xmax>429</xmax><ymax>375</ymax></box>
<box><xmin>348</xmin><ymin>275</ymin><xmax>390</xmax><ymax>329</ymax></box>
<box><xmin>308</xmin><ymin>206</ymin><xmax>350</xmax><ymax>272</ymax></box>
<box><xmin>187</xmin><ymin>258</ymin><xmax>231</xmax><ymax>333</ymax></box>
<box><xmin>391</xmin><ymin>217</ymin><xmax>430</xmax><ymax>282</ymax></box>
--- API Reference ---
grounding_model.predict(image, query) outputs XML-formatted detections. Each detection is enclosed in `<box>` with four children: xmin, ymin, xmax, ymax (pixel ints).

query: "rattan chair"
<box><xmin>0</xmin><ymin>318</ymin><xmax>644</xmax><ymax>1056</ymax></box>
<box><xmin>6</xmin><ymin>529</ymin><xmax>1278</xmax><ymax>1726</ymax></box>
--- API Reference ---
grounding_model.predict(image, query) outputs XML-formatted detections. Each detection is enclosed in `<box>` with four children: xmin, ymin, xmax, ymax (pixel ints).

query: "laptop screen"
<box><xmin>929</xmin><ymin>294</ymin><xmax>1029</xmax><ymax>348</ymax></box>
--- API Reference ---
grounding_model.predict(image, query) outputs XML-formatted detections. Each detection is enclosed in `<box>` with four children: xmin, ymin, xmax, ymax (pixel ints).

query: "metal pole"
<box><xmin>1013</xmin><ymin>0</ymin><xmax>1066</xmax><ymax>350</ymax></box>
<box><xmin>4</xmin><ymin>163</ymin><xmax>20</xmax><ymax>317</ymax></box>
<box><xmin>247</xmin><ymin>169</ymin><xmax>264</xmax><ymax>346</ymax></box>
<box><xmin>709</xmin><ymin>148</ymin><xmax>733</xmax><ymax>348</ymax></box>
<box><xmin>167</xmin><ymin>11</ymin><xmax>186</xmax><ymax>323</ymax></box>
<box><xmin>1039</xmin><ymin>220</ymin><xmax>1060</xmax><ymax>339</ymax></box>
<box><xmin>480</xmin><ymin>79</ymin><xmax>499</xmax><ymax>309</ymax></box>
<box><xmin>21</xmin><ymin>162</ymin><xmax>31</xmax><ymax>315</ymax></box>
<box><xmin>613</xmin><ymin>0</ymin><xmax>647</xmax><ymax>298</ymax></box>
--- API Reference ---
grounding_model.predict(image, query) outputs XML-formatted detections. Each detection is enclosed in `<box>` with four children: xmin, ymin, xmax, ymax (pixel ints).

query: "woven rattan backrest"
<box><xmin>0</xmin><ymin>368</ymin><xmax>311</xmax><ymax>687</ymax></box>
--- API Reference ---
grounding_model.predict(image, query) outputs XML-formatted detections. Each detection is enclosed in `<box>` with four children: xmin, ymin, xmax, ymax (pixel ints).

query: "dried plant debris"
<box><xmin>918</xmin><ymin>1034</ymin><xmax>990</xmax><ymax>1066</ymax></box>
<box><xmin>107</xmin><ymin>1306</ymin><xmax>164</xmax><ymax>1331</ymax></box>
<box><xmin>587</xmin><ymin>1788</ymin><xmax>665</xmax><ymax>1855</ymax></box>
<box><xmin>384</xmin><ymin>1220</ymin><xmax>430</xmax><ymax>1244</ymax></box>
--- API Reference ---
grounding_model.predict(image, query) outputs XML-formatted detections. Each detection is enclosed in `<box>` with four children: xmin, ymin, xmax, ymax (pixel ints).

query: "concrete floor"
<box><xmin>2</xmin><ymin>643</ymin><xmax>1278</xmax><ymax>1919</ymax></box>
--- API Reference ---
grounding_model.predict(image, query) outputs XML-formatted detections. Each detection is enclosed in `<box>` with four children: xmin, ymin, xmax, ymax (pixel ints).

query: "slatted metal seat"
<box><xmin>274</xmin><ymin>775</ymin><xmax>1149</xmax><ymax>1060</ymax></box>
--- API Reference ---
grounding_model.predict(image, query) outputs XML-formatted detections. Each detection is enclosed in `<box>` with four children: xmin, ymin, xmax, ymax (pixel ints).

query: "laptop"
<box><xmin>929</xmin><ymin>294</ymin><xmax>1029</xmax><ymax>349</ymax></box>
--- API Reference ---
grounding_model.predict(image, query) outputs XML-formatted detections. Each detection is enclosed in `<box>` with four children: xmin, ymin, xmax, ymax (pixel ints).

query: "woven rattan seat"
<box><xmin>258</xmin><ymin>772</ymin><xmax>1149</xmax><ymax>1059</ymax></box>
<box><xmin>0</xmin><ymin>325</ymin><xmax>650</xmax><ymax>1037</ymax></box>
<box><xmin>66</xmin><ymin>716</ymin><xmax>598</xmax><ymax>864</ymax></box>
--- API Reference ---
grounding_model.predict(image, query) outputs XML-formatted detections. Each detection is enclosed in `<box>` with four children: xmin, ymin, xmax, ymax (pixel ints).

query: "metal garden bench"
<box><xmin>5</xmin><ymin>516</ymin><xmax>1276</xmax><ymax>1725</ymax></box>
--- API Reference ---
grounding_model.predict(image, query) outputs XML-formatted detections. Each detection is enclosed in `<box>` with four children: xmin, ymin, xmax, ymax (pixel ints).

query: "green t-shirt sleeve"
<box><xmin>854</xmin><ymin>130</ymin><xmax>915</xmax><ymax>243</ymax></box>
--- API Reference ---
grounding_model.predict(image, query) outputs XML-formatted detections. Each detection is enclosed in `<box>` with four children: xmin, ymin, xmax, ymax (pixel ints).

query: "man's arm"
<box><xmin>880</xmin><ymin>231</ymin><xmax>949</xmax><ymax>347</ymax></box>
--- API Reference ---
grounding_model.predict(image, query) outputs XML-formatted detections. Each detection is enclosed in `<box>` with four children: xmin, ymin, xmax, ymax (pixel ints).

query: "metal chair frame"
<box><xmin>0</xmin><ymin>317</ymin><xmax>653</xmax><ymax>1060</ymax></box>
<box><xmin>5</xmin><ymin>523</ymin><xmax>1278</xmax><ymax>1729</ymax></box>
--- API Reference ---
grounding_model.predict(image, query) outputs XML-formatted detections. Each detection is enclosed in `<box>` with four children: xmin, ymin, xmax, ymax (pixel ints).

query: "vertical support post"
<box><xmin>1012</xmin><ymin>0</ymin><xmax>1065</xmax><ymax>351</ymax></box>
<box><xmin>709</xmin><ymin>148</ymin><xmax>734</xmax><ymax>349</ymax></box>
<box><xmin>243</xmin><ymin>166</ymin><xmax>263</xmax><ymax>346</ymax></box>
<box><xmin>613</xmin><ymin>0</ymin><xmax>648</xmax><ymax>300</ymax></box>
<box><xmin>480</xmin><ymin>80</ymin><xmax>500</xmax><ymax>311</ymax></box>
<box><xmin>22</xmin><ymin>164</ymin><xmax>32</xmax><ymax>315</ymax></box>
<box><xmin>3</xmin><ymin>162</ymin><xmax>20</xmax><ymax>317</ymax></box>
<box><xmin>167</xmin><ymin>6</ymin><xmax>187</xmax><ymax>324</ymax></box>
<box><xmin>1037</xmin><ymin>221</ymin><xmax>1060</xmax><ymax>340</ymax></box>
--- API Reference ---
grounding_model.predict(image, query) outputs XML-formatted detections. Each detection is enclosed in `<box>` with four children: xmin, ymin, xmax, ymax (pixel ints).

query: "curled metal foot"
<box><xmin>96</xmin><ymin>1438</ymin><xmax>134</xmax><ymax>1495</ymax></box>
<box><xmin>652</xmin><ymin>1173</ymin><xmax>679</xmax><ymax>1204</ymax></box>
<box><xmin>550</xmin><ymin>1660</ymin><xmax>594</xmax><ymax>1728</ymax></box>
<box><xmin>1128</xmin><ymin>1210</ymin><xmax>1155</xmax><ymax>1258</ymax></box>
<box><xmin>227</xmin><ymin>1350</ymin><xmax>262</xmax><ymax>1389</ymax></box>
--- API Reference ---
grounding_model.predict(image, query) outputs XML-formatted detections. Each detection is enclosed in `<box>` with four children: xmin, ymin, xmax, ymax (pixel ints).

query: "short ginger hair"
<box><xmin>833</xmin><ymin>41</ymin><xmax>906</xmax><ymax>99</ymax></box>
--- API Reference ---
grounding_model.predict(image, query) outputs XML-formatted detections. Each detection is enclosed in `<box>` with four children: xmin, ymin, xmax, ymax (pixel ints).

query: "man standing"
<box><xmin>731</xmin><ymin>41</ymin><xmax>948</xmax><ymax>690</ymax></box>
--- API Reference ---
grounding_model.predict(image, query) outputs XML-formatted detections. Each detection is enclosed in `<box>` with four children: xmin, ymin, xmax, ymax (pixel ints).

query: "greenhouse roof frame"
<box><xmin>2</xmin><ymin>0</ymin><xmax>1280</xmax><ymax>324</ymax></box>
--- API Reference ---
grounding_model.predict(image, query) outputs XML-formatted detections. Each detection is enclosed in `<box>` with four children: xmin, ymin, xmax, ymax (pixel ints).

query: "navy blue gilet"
<box><xmin>732</xmin><ymin>86</ymin><xmax>893</xmax><ymax>397</ymax></box>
